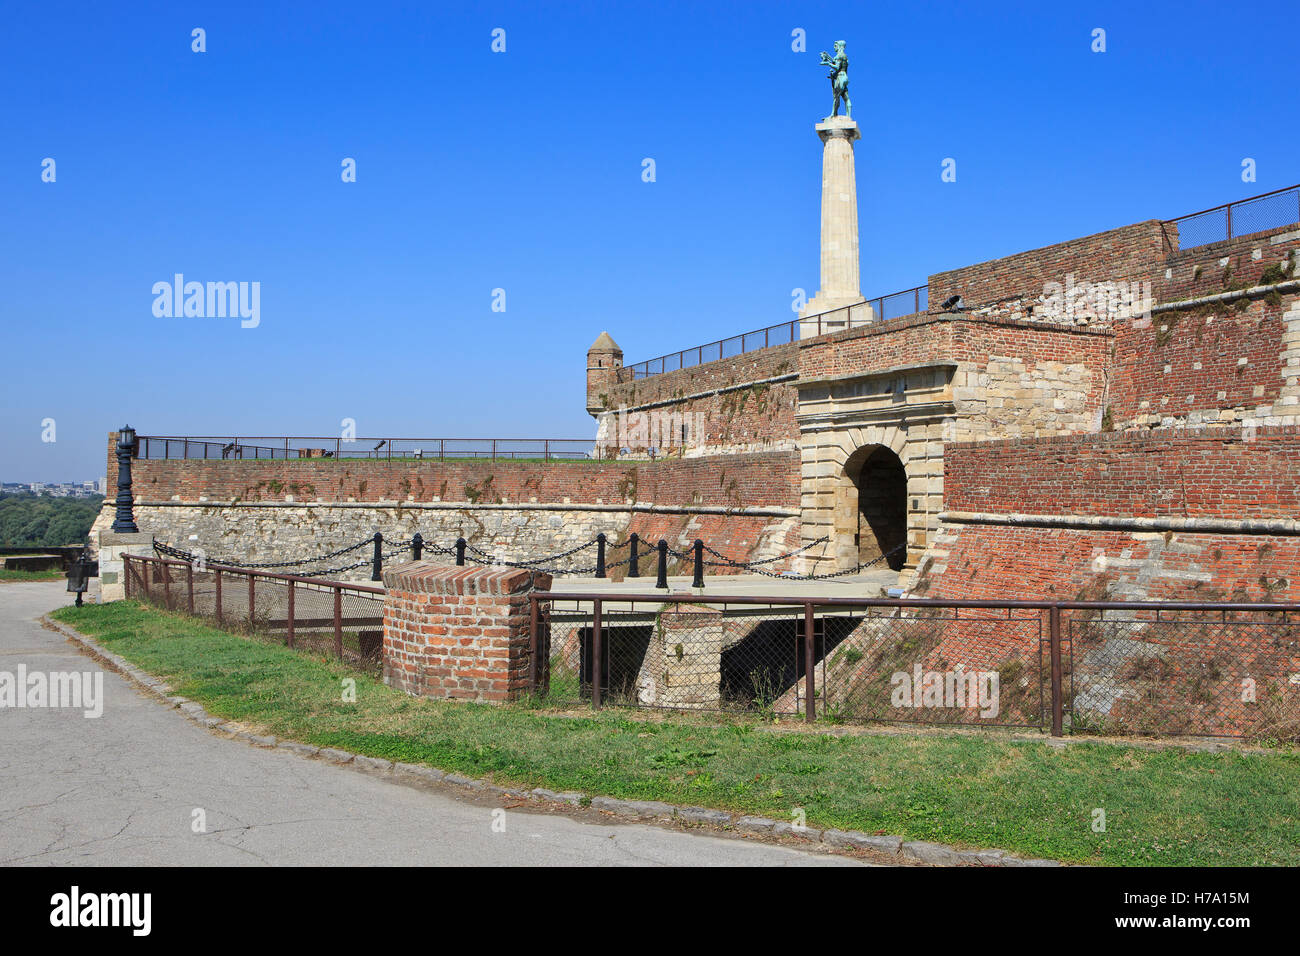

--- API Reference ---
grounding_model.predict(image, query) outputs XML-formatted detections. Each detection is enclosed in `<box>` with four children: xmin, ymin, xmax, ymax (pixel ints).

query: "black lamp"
<box><xmin>111</xmin><ymin>425</ymin><xmax>139</xmax><ymax>533</ymax></box>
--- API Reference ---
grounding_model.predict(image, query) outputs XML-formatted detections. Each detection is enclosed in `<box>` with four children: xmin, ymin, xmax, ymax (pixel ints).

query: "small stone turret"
<box><xmin>586</xmin><ymin>331</ymin><xmax>622</xmax><ymax>415</ymax></box>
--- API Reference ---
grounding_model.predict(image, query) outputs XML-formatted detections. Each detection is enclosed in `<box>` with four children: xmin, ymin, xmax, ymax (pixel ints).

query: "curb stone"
<box><xmin>45</xmin><ymin>613</ymin><xmax>1070</xmax><ymax>868</ymax></box>
<box><xmin>530</xmin><ymin>788</ymin><xmax>582</xmax><ymax>805</ymax></box>
<box><xmin>903</xmin><ymin>840</ymin><xmax>966</xmax><ymax>865</ymax></box>
<box><xmin>394</xmin><ymin>763</ymin><xmax>446</xmax><ymax>784</ymax></box>
<box><xmin>825</xmin><ymin>830</ymin><xmax>903</xmax><ymax>853</ymax></box>
<box><xmin>677</xmin><ymin>806</ymin><xmax>733</xmax><ymax>826</ymax></box>
<box><xmin>773</xmin><ymin>821</ymin><xmax>822</xmax><ymax>842</ymax></box>
<box><xmin>277</xmin><ymin>741</ymin><xmax>320</xmax><ymax>757</ymax></box>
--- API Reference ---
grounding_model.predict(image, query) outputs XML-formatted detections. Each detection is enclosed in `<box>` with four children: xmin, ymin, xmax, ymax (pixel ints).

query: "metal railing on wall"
<box><xmin>620</xmin><ymin>284</ymin><xmax>929</xmax><ymax>382</ymax></box>
<box><xmin>133</xmin><ymin>436</ymin><xmax>595</xmax><ymax>461</ymax></box>
<box><xmin>1162</xmin><ymin>183</ymin><xmax>1300</xmax><ymax>255</ymax></box>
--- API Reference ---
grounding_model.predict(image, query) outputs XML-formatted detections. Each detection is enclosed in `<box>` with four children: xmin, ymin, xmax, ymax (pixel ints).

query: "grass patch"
<box><xmin>0</xmin><ymin>568</ymin><xmax>65</xmax><ymax>582</ymax></box>
<box><xmin>51</xmin><ymin>600</ymin><xmax>1300</xmax><ymax>866</ymax></box>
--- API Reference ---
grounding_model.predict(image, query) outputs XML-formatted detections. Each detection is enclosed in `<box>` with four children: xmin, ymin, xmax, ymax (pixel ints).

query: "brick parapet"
<box><xmin>381</xmin><ymin>562</ymin><xmax>551</xmax><ymax>703</ymax></box>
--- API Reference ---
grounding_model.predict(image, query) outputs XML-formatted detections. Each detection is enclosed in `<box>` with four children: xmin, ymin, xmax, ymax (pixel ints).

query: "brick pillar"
<box><xmin>381</xmin><ymin>563</ymin><xmax>551</xmax><ymax>703</ymax></box>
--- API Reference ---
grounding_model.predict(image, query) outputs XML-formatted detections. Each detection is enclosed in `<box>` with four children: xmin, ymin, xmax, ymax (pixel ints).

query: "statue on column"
<box><xmin>819</xmin><ymin>40</ymin><xmax>851</xmax><ymax>118</ymax></box>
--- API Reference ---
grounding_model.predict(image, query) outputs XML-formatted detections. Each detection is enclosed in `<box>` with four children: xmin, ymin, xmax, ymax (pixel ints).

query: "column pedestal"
<box><xmin>800</xmin><ymin>115</ymin><xmax>866</xmax><ymax>337</ymax></box>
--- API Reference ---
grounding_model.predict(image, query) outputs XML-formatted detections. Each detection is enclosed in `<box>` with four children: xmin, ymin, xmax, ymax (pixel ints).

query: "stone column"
<box><xmin>96</xmin><ymin>531</ymin><xmax>155</xmax><ymax>602</ymax></box>
<box><xmin>801</xmin><ymin>115</ymin><xmax>868</xmax><ymax>336</ymax></box>
<box><xmin>634</xmin><ymin>603</ymin><xmax>723</xmax><ymax>710</ymax></box>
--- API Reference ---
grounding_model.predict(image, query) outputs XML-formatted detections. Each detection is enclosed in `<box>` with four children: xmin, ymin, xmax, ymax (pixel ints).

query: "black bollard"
<box><xmin>656</xmin><ymin>539</ymin><xmax>668</xmax><ymax>589</ymax></box>
<box><xmin>371</xmin><ymin>532</ymin><xmax>383</xmax><ymax>582</ymax></box>
<box><xmin>411</xmin><ymin>532</ymin><xmax>423</xmax><ymax>561</ymax></box>
<box><xmin>595</xmin><ymin>533</ymin><xmax>606</xmax><ymax>579</ymax></box>
<box><xmin>455</xmin><ymin>537</ymin><xmax>466</xmax><ymax>566</ymax></box>
<box><xmin>627</xmin><ymin>533</ymin><xmax>640</xmax><ymax>578</ymax></box>
<box><xmin>692</xmin><ymin>539</ymin><xmax>705</xmax><ymax>589</ymax></box>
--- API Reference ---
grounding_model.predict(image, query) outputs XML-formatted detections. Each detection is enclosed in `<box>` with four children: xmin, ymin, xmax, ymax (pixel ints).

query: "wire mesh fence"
<box><xmin>534</xmin><ymin>596</ymin><xmax>1048</xmax><ymax>728</ymax></box>
<box><xmin>531</xmin><ymin>594</ymin><xmax>1300</xmax><ymax>739</ymax></box>
<box><xmin>1163</xmin><ymin>184</ymin><xmax>1300</xmax><ymax>252</ymax></box>
<box><xmin>116</xmin><ymin>559</ymin><xmax>1300</xmax><ymax>740</ymax></box>
<box><xmin>1065</xmin><ymin>609</ymin><xmax>1300</xmax><ymax>740</ymax></box>
<box><xmin>124</xmin><ymin>554</ymin><xmax>385</xmax><ymax>669</ymax></box>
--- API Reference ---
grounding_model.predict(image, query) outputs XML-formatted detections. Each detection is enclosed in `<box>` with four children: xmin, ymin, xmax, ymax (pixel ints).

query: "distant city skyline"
<box><xmin>2</xmin><ymin>480</ymin><xmax>106</xmax><ymax>495</ymax></box>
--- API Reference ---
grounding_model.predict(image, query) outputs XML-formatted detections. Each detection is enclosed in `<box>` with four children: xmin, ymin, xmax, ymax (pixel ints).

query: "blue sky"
<box><xmin>2</xmin><ymin>0</ymin><xmax>1297</xmax><ymax>480</ymax></box>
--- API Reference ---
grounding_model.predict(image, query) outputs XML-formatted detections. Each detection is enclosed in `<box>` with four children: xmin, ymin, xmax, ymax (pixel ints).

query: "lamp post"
<box><xmin>111</xmin><ymin>425</ymin><xmax>139</xmax><ymax>533</ymax></box>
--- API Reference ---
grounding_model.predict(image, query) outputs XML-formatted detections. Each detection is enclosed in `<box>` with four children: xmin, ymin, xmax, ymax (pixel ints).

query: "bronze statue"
<box><xmin>819</xmin><ymin>40</ymin><xmax>851</xmax><ymax>118</ymax></box>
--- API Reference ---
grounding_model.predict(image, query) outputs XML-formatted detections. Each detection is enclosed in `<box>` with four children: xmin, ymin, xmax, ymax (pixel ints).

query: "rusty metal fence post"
<box><xmin>333</xmin><ymin>586</ymin><xmax>343</xmax><ymax>659</ymax></box>
<box><xmin>186</xmin><ymin>562</ymin><xmax>194</xmax><ymax>614</ymax></box>
<box><xmin>248</xmin><ymin>573</ymin><xmax>255</xmax><ymax>629</ymax></box>
<box><xmin>215</xmin><ymin>567</ymin><xmax>223</xmax><ymax>625</ymax></box>
<box><xmin>591</xmin><ymin>598</ymin><xmax>603</xmax><ymax>708</ymax></box>
<box><xmin>1049</xmin><ymin>605</ymin><xmax>1064</xmax><ymax>736</ymax></box>
<box><xmin>804</xmin><ymin>602</ymin><xmax>816</xmax><ymax>722</ymax></box>
<box><xmin>287</xmin><ymin>579</ymin><xmax>296</xmax><ymax>649</ymax></box>
<box><xmin>124</xmin><ymin>554</ymin><xmax>132</xmax><ymax>599</ymax></box>
<box><xmin>163</xmin><ymin>562</ymin><xmax>172</xmax><ymax>610</ymax></box>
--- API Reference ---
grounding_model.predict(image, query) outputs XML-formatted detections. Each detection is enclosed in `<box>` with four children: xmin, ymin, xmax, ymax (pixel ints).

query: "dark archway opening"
<box><xmin>846</xmin><ymin>446</ymin><xmax>907</xmax><ymax>571</ymax></box>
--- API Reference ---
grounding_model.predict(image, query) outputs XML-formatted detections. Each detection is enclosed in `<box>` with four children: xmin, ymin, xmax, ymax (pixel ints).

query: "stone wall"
<box><xmin>795</xmin><ymin>315</ymin><xmax>1113</xmax><ymax>573</ymax></box>
<box><xmin>943</xmin><ymin>427</ymin><xmax>1300</xmax><ymax>523</ymax></box>
<box><xmin>917</xmin><ymin>425</ymin><xmax>1300</xmax><ymax>600</ymax></box>
<box><xmin>595</xmin><ymin>341</ymin><xmax>801</xmax><ymax>458</ymax></box>
<box><xmin>927</xmin><ymin>220</ymin><xmax>1167</xmax><ymax>324</ymax></box>
<box><xmin>1110</xmin><ymin>227</ymin><xmax>1300</xmax><ymax>431</ymax></box>
<box><xmin>105</xmin><ymin>436</ymin><xmax>799</xmax><ymax>508</ymax></box>
<box><xmin>92</xmin><ymin>443</ymin><xmax>803</xmax><ymax>582</ymax></box>
<box><xmin>911</xmin><ymin>523</ymin><xmax>1300</xmax><ymax>603</ymax></box>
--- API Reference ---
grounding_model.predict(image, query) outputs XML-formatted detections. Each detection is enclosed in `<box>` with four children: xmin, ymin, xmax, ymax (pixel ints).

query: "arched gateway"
<box><xmin>841</xmin><ymin>445</ymin><xmax>908</xmax><ymax>571</ymax></box>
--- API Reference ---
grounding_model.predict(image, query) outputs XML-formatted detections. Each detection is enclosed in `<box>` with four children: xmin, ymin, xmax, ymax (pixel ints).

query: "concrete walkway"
<box><xmin>0</xmin><ymin>583</ymin><xmax>863</xmax><ymax>866</ymax></box>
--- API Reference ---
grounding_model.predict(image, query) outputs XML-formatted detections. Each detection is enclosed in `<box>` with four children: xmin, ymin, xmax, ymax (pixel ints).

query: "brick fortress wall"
<box><xmin>94</xmin><ymin>436</ymin><xmax>804</xmax><ymax>581</ymax></box>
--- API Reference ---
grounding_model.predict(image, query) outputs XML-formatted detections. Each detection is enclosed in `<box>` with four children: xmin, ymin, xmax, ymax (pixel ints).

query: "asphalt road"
<box><xmin>0</xmin><ymin>583</ymin><xmax>862</xmax><ymax>867</ymax></box>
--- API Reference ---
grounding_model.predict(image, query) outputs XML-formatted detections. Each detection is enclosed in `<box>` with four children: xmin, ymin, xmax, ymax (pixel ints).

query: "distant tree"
<box><xmin>0</xmin><ymin>494</ymin><xmax>104</xmax><ymax>547</ymax></box>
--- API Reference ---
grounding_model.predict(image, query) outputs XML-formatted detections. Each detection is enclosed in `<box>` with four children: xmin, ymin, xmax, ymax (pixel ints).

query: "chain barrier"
<box><xmin>700</xmin><ymin>536</ymin><xmax>829</xmax><ymax>569</ymax></box>
<box><xmin>464</xmin><ymin>537</ymin><xmax>598</xmax><ymax>565</ymax></box>
<box><xmin>155</xmin><ymin>533</ymin><xmax>895</xmax><ymax>581</ymax></box>
<box><xmin>734</xmin><ymin>541</ymin><xmax>907</xmax><ymax>580</ymax></box>
<box><xmin>153</xmin><ymin>538</ymin><xmax>372</xmax><ymax>570</ymax></box>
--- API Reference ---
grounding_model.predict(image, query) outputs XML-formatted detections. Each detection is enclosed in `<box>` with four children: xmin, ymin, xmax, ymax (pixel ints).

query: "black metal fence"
<box><xmin>124</xmin><ymin>553</ymin><xmax>385</xmax><ymax>667</ymax></box>
<box><xmin>621</xmin><ymin>285</ymin><xmax>928</xmax><ymax>381</ymax></box>
<box><xmin>531</xmin><ymin>593</ymin><xmax>1300</xmax><ymax>740</ymax></box>
<box><xmin>1162</xmin><ymin>183</ymin><xmax>1300</xmax><ymax>254</ymax></box>
<box><xmin>133</xmin><ymin>436</ymin><xmax>594</xmax><ymax>461</ymax></box>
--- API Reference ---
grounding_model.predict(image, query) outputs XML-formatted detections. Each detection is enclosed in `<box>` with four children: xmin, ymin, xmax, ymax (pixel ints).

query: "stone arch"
<box><xmin>829</xmin><ymin>427</ymin><xmax>912</xmax><ymax>572</ymax></box>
